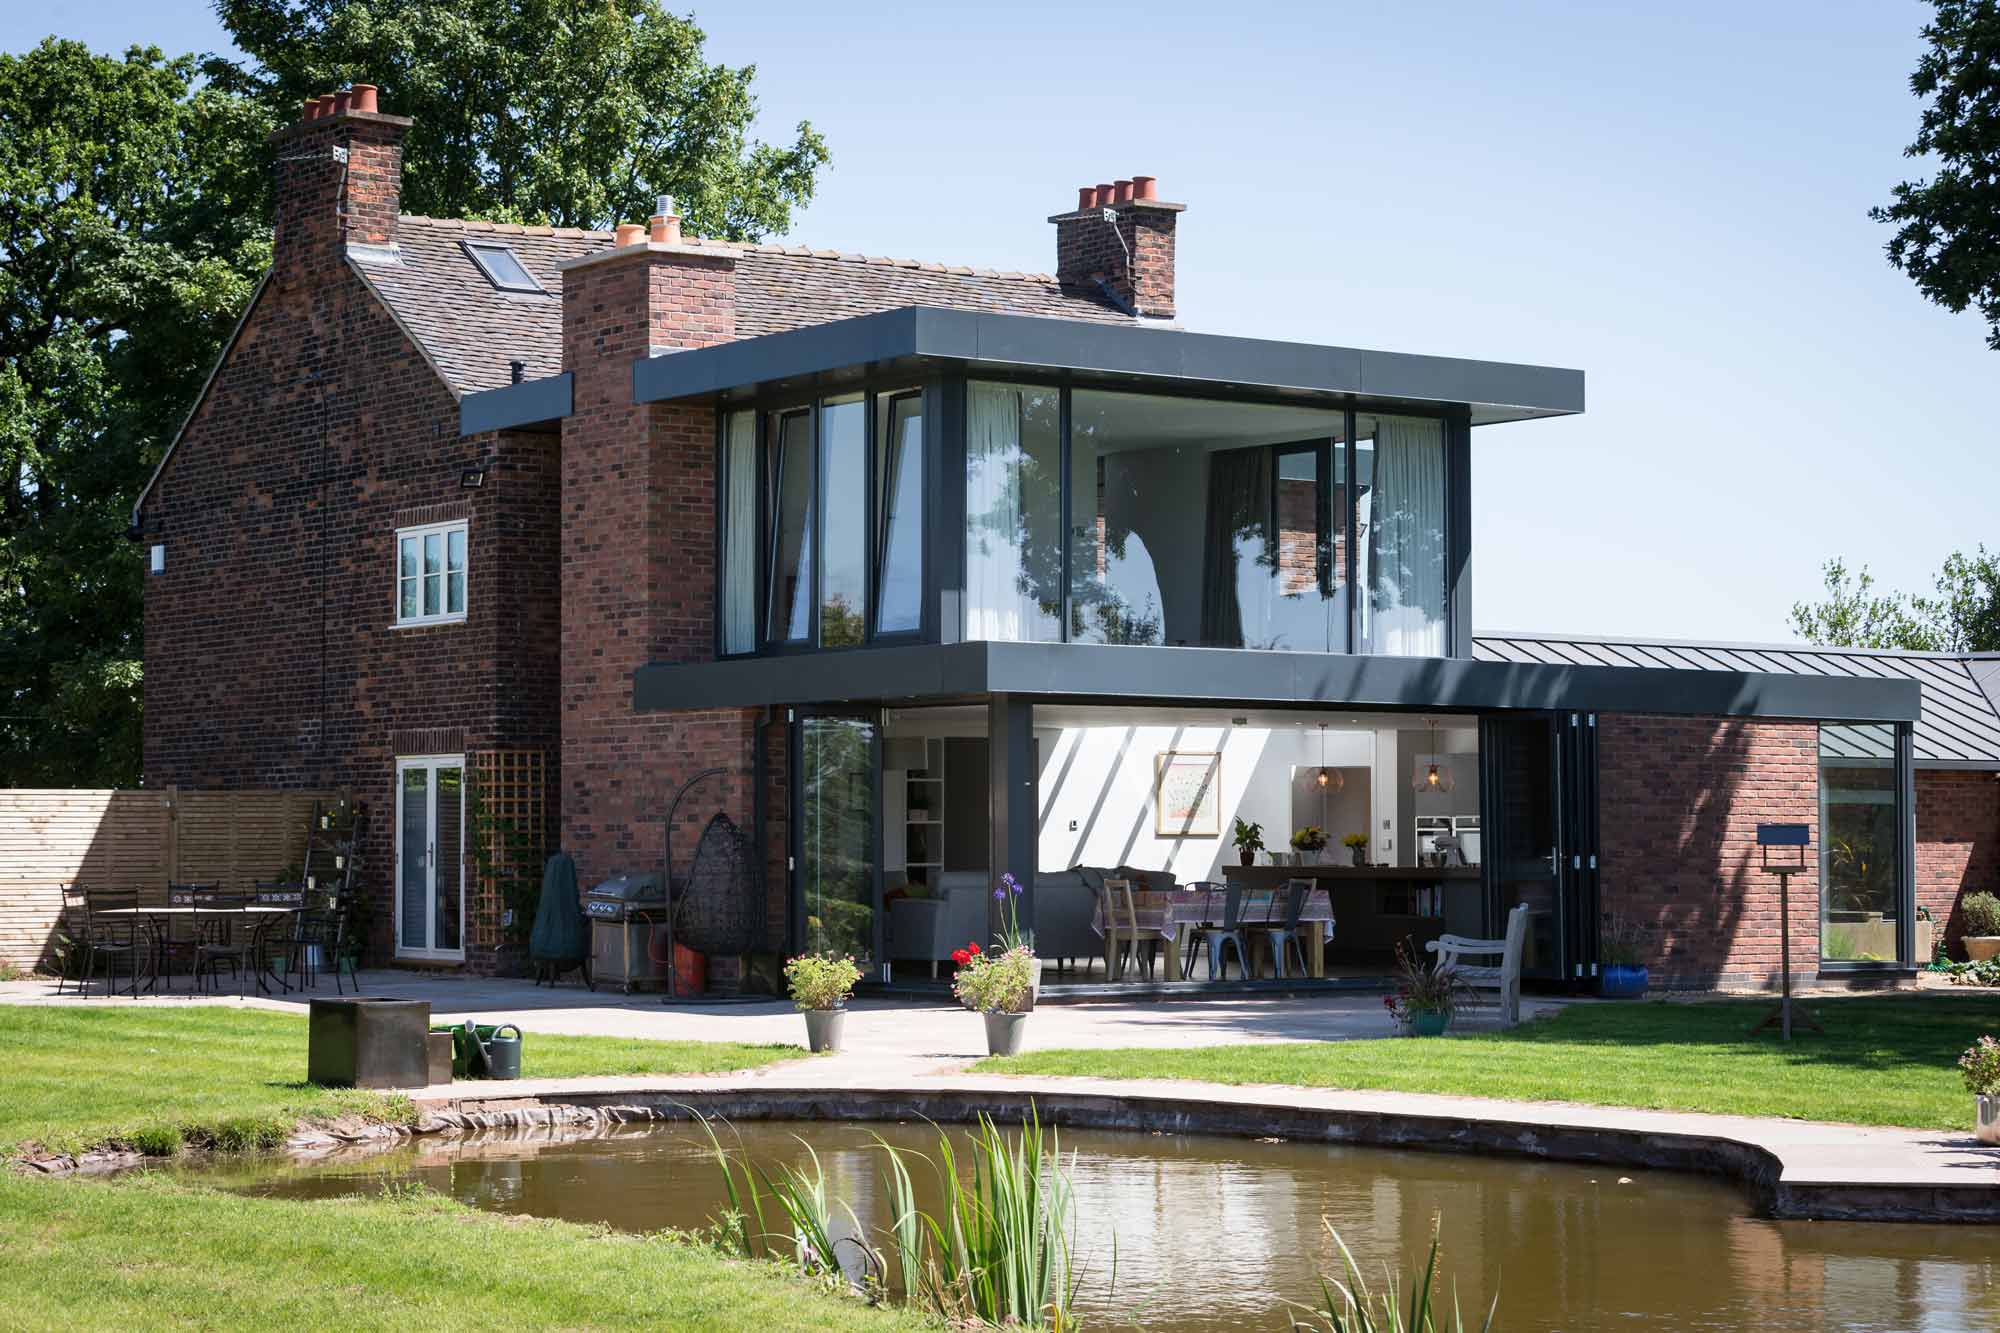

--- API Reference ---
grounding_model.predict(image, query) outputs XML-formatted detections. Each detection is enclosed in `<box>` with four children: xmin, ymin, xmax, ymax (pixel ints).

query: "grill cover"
<box><xmin>677</xmin><ymin>811</ymin><xmax>762</xmax><ymax>955</ymax></box>
<box><xmin>528</xmin><ymin>851</ymin><xmax>588</xmax><ymax>967</ymax></box>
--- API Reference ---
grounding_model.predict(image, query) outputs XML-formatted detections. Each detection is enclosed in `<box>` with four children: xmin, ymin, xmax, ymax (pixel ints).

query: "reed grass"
<box><xmin>1290</xmin><ymin>1219</ymin><xmax>1496</xmax><ymax>1333</ymax></box>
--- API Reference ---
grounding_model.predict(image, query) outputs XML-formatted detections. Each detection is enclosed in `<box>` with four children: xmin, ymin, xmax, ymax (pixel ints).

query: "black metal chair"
<box><xmin>283</xmin><ymin>900</ymin><xmax>359</xmax><ymax>996</ymax></box>
<box><xmin>191</xmin><ymin>890</ymin><xmax>258</xmax><ymax>996</ymax></box>
<box><xmin>1202</xmin><ymin>882</ymin><xmax>1251</xmax><ymax>981</ymax></box>
<box><xmin>1257</xmin><ymin>879</ymin><xmax>1313</xmax><ymax>979</ymax></box>
<box><xmin>155</xmin><ymin>881</ymin><xmax>222</xmax><ymax>991</ymax></box>
<box><xmin>1179</xmin><ymin>881</ymin><xmax>1226</xmax><ymax>979</ymax></box>
<box><xmin>56</xmin><ymin>884</ymin><xmax>93</xmax><ymax>995</ymax></box>
<box><xmin>78</xmin><ymin>889</ymin><xmax>148</xmax><ymax>998</ymax></box>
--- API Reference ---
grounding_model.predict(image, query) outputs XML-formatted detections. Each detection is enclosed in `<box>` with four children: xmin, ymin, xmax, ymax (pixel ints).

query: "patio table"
<box><xmin>93</xmin><ymin>906</ymin><xmax>296</xmax><ymax>995</ymax></box>
<box><xmin>1091</xmin><ymin>887</ymin><xmax>1334</xmax><ymax>979</ymax></box>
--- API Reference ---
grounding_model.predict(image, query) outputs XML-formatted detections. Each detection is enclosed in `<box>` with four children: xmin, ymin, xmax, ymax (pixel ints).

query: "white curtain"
<box><xmin>1366</xmin><ymin>417</ymin><xmax>1447</xmax><ymax>656</ymax></box>
<box><xmin>722</xmin><ymin>411</ymin><xmax>758</xmax><ymax>653</ymax></box>
<box><xmin>965</xmin><ymin>384</ymin><xmax>1036</xmax><ymax>640</ymax></box>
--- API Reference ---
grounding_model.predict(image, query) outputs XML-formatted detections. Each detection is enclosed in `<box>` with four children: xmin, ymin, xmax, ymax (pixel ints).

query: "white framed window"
<box><xmin>395</xmin><ymin>520</ymin><xmax>468</xmax><ymax>626</ymax></box>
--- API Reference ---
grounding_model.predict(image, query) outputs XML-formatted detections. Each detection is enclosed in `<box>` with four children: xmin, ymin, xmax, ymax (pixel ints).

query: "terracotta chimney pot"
<box><xmin>1114</xmin><ymin>179</ymin><xmax>1134</xmax><ymax>204</ymax></box>
<box><xmin>1094</xmin><ymin>183</ymin><xmax>1115</xmax><ymax>208</ymax></box>
<box><xmin>315</xmin><ymin>94</ymin><xmax>337</xmax><ymax>119</ymax></box>
<box><xmin>614</xmin><ymin>222</ymin><xmax>646</xmax><ymax>248</ymax></box>
<box><xmin>302</xmin><ymin>98</ymin><xmax>320</xmax><ymax>122</ymax></box>
<box><xmin>1133</xmin><ymin>175</ymin><xmax>1157</xmax><ymax>201</ymax></box>
<box><xmin>1076</xmin><ymin>185</ymin><xmax>1096</xmax><ymax>211</ymax></box>
<box><xmin>332</xmin><ymin>89</ymin><xmax>352</xmax><ymax>116</ymax></box>
<box><xmin>349</xmin><ymin>83</ymin><xmax>378</xmax><ymax>114</ymax></box>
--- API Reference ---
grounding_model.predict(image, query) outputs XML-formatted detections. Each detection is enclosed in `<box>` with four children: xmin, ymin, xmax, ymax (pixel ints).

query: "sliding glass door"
<box><xmin>792</xmin><ymin>714</ymin><xmax>881</xmax><ymax>971</ymax></box>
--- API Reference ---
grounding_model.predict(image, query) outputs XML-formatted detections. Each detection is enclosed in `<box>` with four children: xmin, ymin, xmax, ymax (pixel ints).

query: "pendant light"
<box><xmin>1315</xmin><ymin>722</ymin><xmax>1342</xmax><ymax>792</ymax></box>
<box><xmin>1412</xmin><ymin>717</ymin><xmax>1455</xmax><ymax>794</ymax></box>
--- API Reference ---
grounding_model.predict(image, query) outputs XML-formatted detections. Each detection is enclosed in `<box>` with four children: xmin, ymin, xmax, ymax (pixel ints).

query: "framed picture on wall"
<box><xmin>1155</xmin><ymin>750</ymin><xmax>1223</xmax><ymax>838</ymax></box>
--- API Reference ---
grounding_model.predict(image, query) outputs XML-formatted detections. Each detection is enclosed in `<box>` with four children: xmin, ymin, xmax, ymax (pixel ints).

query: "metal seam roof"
<box><xmin>1473</xmin><ymin>633</ymin><xmax>2000</xmax><ymax>767</ymax></box>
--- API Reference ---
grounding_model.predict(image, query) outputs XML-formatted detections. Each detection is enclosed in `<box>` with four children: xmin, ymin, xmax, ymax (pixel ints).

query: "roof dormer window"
<box><xmin>462</xmin><ymin>241</ymin><xmax>543</xmax><ymax>294</ymax></box>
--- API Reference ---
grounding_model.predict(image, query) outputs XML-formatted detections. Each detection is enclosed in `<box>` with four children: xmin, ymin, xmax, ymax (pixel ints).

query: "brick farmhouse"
<box><xmin>136</xmin><ymin>88</ymin><xmax>2000</xmax><ymax>990</ymax></box>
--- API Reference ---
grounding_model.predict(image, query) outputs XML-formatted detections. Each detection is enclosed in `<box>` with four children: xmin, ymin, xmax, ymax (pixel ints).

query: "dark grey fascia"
<box><xmin>634</xmin><ymin>641</ymin><xmax>1918</xmax><ymax>723</ymax></box>
<box><xmin>459</xmin><ymin>372</ymin><xmax>572</xmax><ymax>437</ymax></box>
<box><xmin>630</xmin><ymin>307</ymin><xmax>1585</xmax><ymax>425</ymax></box>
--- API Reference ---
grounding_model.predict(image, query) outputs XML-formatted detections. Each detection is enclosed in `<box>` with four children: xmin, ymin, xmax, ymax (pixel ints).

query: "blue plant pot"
<box><xmin>1411</xmin><ymin>1010</ymin><xmax>1450</xmax><ymax>1037</ymax></box>
<box><xmin>1600</xmin><ymin>964</ymin><xmax>1649</xmax><ymax>998</ymax></box>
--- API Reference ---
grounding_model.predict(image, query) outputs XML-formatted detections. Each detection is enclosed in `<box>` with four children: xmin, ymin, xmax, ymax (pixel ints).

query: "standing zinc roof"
<box><xmin>1472</xmin><ymin>632</ymin><xmax>2000</xmax><ymax>768</ymax></box>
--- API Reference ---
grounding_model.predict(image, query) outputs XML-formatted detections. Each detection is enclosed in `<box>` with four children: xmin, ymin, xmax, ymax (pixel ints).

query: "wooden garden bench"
<box><xmin>1426</xmin><ymin>902</ymin><xmax>1530</xmax><ymax>1027</ymax></box>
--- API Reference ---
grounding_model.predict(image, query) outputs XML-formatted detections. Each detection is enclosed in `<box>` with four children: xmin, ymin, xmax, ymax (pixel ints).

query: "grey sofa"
<box><xmin>885</xmin><ymin>873</ymin><xmax>989</xmax><ymax>977</ymax></box>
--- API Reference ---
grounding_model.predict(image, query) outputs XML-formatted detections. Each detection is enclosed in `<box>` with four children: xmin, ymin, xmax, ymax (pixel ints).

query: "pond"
<box><xmin>180</xmin><ymin>1120</ymin><xmax>1998</xmax><ymax>1331</ymax></box>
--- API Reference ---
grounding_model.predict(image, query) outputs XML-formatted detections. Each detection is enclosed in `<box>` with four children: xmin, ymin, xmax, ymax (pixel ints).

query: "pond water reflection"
<box><xmin>188</xmin><ymin>1120</ymin><xmax>1998</xmax><ymax>1332</ymax></box>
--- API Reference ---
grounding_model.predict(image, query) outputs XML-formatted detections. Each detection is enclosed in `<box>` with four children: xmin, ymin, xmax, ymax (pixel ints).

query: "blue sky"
<box><xmin>11</xmin><ymin>1</ymin><xmax>1992</xmax><ymax>643</ymax></box>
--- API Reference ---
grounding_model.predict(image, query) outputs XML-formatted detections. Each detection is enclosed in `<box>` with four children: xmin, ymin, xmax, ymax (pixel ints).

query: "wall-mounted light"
<box><xmin>459</xmin><ymin>460</ymin><xmax>490</xmax><ymax>489</ymax></box>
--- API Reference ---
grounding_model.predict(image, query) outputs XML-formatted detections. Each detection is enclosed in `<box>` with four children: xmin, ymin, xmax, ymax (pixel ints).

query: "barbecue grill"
<box><xmin>585</xmin><ymin>873</ymin><xmax>672</xmax><ymax>993</ymax></box>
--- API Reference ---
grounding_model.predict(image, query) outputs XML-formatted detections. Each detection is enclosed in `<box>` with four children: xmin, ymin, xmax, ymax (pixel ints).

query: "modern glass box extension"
<box><xmin>690</xmin><ymin>310</ymin><xmax>1537</xmax><ymax>663</ymax></box>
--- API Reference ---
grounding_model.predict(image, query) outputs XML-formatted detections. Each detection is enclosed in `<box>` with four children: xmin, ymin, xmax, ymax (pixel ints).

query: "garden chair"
<box><xmin>78</xmin><ymin>889</ymin><xmax>148</xmax><ymax>998</ymax></box>
<box><xmin>1178</xmin><ymin>881</ymin><xmax>1226</xmax><ymax>979</ymax></box>
<box><xmin>1426</xmin><ymin>902</ymin><xmax>1530</xmax><ymax>1027</ymax></box>
<box><xmin>191</xmin><ymin>890</ymin><xmax>259</xmax><ymax>996</ymax></box>
<box><xmin>157</xmin><ymin>881</ymin><xmax>222</xmax><ymax>990</ymax></box>
<box><xmin>283</xmin><ymin>902</ymin><xmax>360</xmax><ymax>996</ymax></box>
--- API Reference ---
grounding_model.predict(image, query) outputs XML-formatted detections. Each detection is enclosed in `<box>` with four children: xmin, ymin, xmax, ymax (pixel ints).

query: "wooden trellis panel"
<box><xmin>467</xmin><ymin>751</ymin><xmax>548</xmax><ymax>957</ymax></box>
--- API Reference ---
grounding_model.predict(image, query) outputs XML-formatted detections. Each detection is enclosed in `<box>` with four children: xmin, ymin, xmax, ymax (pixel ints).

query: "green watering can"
<box><xmin>449</xmin><ymin>1022</ymin><xmax>524</xmax><ymax>1080</ymax></box>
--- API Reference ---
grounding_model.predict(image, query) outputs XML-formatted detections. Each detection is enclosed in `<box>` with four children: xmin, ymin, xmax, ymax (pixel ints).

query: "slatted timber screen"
<box><xmin>467</xmin><ymin>751</ymin><xmax>548</xmax><ymax>957</ymax></box>
<box><xmin>0</xmin><ymin>788</ymin><xmax>333</xmax><ymax>969</ymax></box>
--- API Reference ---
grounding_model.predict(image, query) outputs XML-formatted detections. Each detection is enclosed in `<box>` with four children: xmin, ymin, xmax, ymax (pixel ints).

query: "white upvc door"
<box><xmin>395</xmin><ymin>755</ymin><xmax>466</xmax><ymax>960</ymax></box>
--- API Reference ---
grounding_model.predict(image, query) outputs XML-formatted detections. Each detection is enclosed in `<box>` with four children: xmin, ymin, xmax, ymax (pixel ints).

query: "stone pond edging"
<box><xmin>407</xmin><ymin>1075</ymin><xmax>2000</xmax><ymax>1226</ymax></box>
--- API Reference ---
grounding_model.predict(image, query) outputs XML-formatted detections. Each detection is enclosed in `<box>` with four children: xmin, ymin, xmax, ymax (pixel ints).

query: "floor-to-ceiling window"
<box><xmin>1819</xmin><ymin>723</ymin><xmax>1905</xmax><ymax>963</ymax></box>
<box><xmin>963</xmin><ymin>384</ymin><xmax>1447</xmax><ymax>656</ymax></box>
<box><xmin>798</xmin><ymin>716</ymin><xmax>878</xmax><ymax>964</ymax></box>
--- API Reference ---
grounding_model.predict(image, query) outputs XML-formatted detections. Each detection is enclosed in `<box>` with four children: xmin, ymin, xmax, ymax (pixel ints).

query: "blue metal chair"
<box><xmin>1204</xmin><ymin>882</ymin><xmax>1251</xmax><ymax>981</ymax></box>
<box><xmin>1257</xmin><ymin>879</ymin><xmax>1312</xmax><ymax>978</ymax></box>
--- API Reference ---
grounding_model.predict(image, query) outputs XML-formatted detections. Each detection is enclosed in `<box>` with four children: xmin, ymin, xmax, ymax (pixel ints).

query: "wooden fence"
<box><xmin>0</xmin><ymin>788</ymin><xmax>334</xmax><ymax>969</ymax></box>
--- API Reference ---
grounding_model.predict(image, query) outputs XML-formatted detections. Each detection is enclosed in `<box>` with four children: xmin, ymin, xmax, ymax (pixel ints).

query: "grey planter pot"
<box><xmin>983</xmin><ymin>1011</ymin><xmax>1029</xmax><ymax>1057</ymax></box>
<box><xmin>1978</xmin><ymin>1094</ymin><xmax>2000</xmax><ymax>1146</ymax></box>
<box><xmin>803</xmin><ymin>1007</ymin><xmax>846</xmax><ymax>1054</ymax></box>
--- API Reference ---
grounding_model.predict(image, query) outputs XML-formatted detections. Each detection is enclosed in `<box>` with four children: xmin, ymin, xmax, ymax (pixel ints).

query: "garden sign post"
<box><xmin>1751</xmin><ymin>823</ymin><xmax>1822</xmax><ymax>1041</ymax></box>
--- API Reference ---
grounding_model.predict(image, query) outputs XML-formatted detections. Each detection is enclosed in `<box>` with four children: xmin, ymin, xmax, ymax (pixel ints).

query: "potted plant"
<box><xmin>1232</xmin><ymin>817</ymin><xmax>1266</xmax><ymax>868</ymax></box>
<box><xmin>952</xmin><ymin>940</ymin><xmax>1037</xmax><ymax>1055</ymax></box>
<box><xmin>1960</xmin><ymin>1035</ymin><xmax>2000</xmax><ymax>1145</ymax></box>
<box><xmin>1291</xmin><ymin>825</ymin><xmax>1329</xmax><ymax>865</ymax></box>
<box><xmin>1599</xmin><ymin>911</ymin><xmax>1649</xmax><ymax>997</ymax></box>
<box><xmin>784</xmin><ymin>952</ymin><xmax>861</xmax><ymax>1053</ymax></box>
<box><xmin>1341</xmin><ymin>832</ymin><xmax>1369</xmax><ymax>868</ymax></box>
<box><xmin>1961</xmin><ymin>892</ymin><xmax>2000</xmax><ymax>963</ymax></box>
<box><xmin>992</xmin><ymin>871</ymin><xmax>1041</xmax><ymax>1005</ymax></box>
<box><xmin>1385</xmin><ymin>939</ymin><xmax>1461</xmax><ymax>1036</ymax></box>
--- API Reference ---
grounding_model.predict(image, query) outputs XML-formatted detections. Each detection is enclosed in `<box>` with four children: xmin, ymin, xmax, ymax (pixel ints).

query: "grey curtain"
<box><xmin>1201</xmin><ymin>446</ymin><xmax>1272</xmax><ymax>648</ymax></box>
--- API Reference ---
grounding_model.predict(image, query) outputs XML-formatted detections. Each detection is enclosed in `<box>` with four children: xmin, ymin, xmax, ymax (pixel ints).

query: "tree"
<box><xmin>211</xmin><ymin>0</ymin><xmax>829</xmax><ymax>237</ymax></box>
<box><xmin>0</xmin><ymin>41</ymin><xmax>274</xmax><ymax>786</ymax></box>
<box><xmin>1791</xmin><ymin>550</ymin><xmax>2000</xmax><ymax>652</ymax></box>
<box><xmin>1871</xmin><ymin>0</ymin><xmax>2000</xmax><ymax>350</ymax></box>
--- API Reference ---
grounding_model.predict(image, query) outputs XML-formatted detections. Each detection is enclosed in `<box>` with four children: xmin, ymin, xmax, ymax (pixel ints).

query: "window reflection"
<box><xmin>820</xmin><ymin>395</ymin><xmax>868</xmax><ymax>647</ymax></box>
<box><xmin>965</xmin><ymin>383</ymin><xmax>1063</xmax><ymax>642</ymax></box>
<box><xmin>1819</xmin><ymin>724</ymin><xmax>1903</xmax><ymax>963</ymax></box>
<box><xmin>875</xmin><ymin>392</ymin><xmax>924</xmax><ymax>635</ymax></box>
<box><xmin>766</xmin><ymin>408</ymin><xmax>813</xmax><ymax>644</ymax></box>
<box><xmin>1356</xmin><ymin>413</ymin><xmax>1447</xmax><ymax>656</ymax></box>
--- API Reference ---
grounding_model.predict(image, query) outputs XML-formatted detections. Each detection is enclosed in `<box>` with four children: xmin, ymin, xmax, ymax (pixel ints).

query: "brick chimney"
<box><xmin>266</xmin><ymin>83</ymin><xmax>411</xmax><ymax>273</ymax></box>
<box><xmin>1050</xmin><ymin>176</ymin><xmax>1185</xmax><ymax>319</ymax></box>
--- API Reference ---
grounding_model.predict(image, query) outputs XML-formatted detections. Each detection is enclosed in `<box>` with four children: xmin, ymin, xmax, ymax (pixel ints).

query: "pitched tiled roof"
<box><xmin>1473</xmin><ymin>632</ymin><xmax>2000</xmax><ymax>767</ymax></box>
<box><xmin>348</xmin><ymin>216</ymin><xmax>1132</xmax><ymax>396</ymax></box>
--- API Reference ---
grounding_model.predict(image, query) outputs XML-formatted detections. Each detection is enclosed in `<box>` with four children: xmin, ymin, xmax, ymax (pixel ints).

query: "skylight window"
<box><xmin>462</xmin><ymin>241</ymin><xmax>543</xmax><ymax>294</ymax></box>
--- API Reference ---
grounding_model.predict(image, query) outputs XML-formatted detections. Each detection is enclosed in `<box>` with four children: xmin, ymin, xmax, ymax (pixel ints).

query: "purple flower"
<box><xmin>994</xmin><ymin>887</ymin><xmax>1007</xmax><ymax>901</ymax></box>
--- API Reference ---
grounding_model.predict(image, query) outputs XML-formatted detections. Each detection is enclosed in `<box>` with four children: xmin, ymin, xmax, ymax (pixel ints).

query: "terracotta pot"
<box><xmin>1966</xmin><ymin>937</ymin><xmax>2000</xmax><ymax>963</ymax></box>
<box><xmin>614</xmin><ymin>222</ymin><xmax>646</xmax><ymax>247</ymax></box>
<box><xmin>349</xmin><ymin>84</ymin><xmax>378</xmax><ymax>114</ymax></box>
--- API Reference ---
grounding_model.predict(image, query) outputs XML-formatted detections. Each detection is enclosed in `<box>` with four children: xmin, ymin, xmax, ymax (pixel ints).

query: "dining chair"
<box><xmin>1257</xmin><ymin>879</ymin><xmax>1312</xmax><ymax>979</ymax></box>
<box><xmin>283</xmin><ymin>900</ymin><xmax>358</xmax><ymax>995</ymax></box>
<box><xmin>1180</xmin><ymin>881</ymin><xmax>1225</xmax><ymax>979</ymax></box>
<box><xmin>1203</xmin><ymin>882</ymin><xmax>1251</xmax><ymax>981</ymax></box>
<box><xmin>56</xmin><ymin>884</ymin><xmax>92</xmax><ymax>996</ymax></box>
<box><xmin>191</xmin><ymin>890</ymin><xmax>257</xmax><ymax>996</ymax></box>
<box><xmin>1111</xmin><ymin>880</ymin><xmax>1160</xmax><ymax>982</ymax></box>
<box><xmin>158</xmin><ymin>881</ymin><xmax>221</xmax><ymax>990</ymax></box>
<box><xmin>79</xmin><ymin>889</ymin><xmax>147</xmax><ymax>998</ymax></box>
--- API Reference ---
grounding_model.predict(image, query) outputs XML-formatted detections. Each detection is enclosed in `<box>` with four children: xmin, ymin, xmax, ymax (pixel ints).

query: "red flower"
<box><xmin>951</xmin><ymin>948</ymin><xmax>970</xmax><ymax>966</ymax></box>
<box><xmin>967</xmin><ymin>941</ymin><xmax>982</xmax><ymax>956</ymax></box>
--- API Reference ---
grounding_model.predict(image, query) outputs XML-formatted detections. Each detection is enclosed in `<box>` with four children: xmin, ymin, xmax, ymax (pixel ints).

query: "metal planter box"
<box><xmin>307</xmin><ymin>997</ymin><xmax>432</xmax><ymax>1089</ymax></box>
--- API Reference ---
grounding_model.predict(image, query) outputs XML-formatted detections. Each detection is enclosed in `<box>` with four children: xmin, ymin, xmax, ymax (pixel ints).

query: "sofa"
<box><xmin>885</xmin><ymin>873</ymin><xmax>989</xmax><ymax>978</ymax></box>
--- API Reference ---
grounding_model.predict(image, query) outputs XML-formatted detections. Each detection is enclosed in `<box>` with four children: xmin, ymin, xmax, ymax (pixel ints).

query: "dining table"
<box><xmin>1090</xmin><ymin>885</ymin><xmax>1335</xmax><ymax>979</ymax></box>
<box><xmin>92</xmin><ymin>904</ymin><xmax>298</xmax><ymax>995</ymax></box>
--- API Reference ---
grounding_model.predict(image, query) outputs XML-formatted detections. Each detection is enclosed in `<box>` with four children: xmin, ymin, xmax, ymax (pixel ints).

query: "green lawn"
<box><xmin>977</xmin><ymin>994</ymin><xmax>2000</xmax><ymax>1129</ymax></box>
<box><xmin>0</xmin><ymin>1174</ymin><xmax>922</xmax><ymax>1333</ymax></box>
<box><xmin>0</xmin><ymin>1006</ymin><xmax>801</xmax><ymax>1158</ymax></box>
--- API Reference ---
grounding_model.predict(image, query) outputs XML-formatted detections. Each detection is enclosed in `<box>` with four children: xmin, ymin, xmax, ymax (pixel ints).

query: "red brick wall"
<box><xmin>1917</xmin><ymin>769</ymin><xmax>2000</xmax><ymax>957</ymax></box>
<box><xmin>1053</xmin><ymin>200</ymin><xmax>1178</xmax><ymax>318</ymax></box>
<box><xmin>142</xmin><ymin>110</ymin><xmax>559</xmax><ymax>971</ymax></box>
<box><xmin>557</xmin><ymin>244</ymin><xmax>775</xmax><ymax>959</ymax></box>
<box><xmin>1598</xmin><ymin>714</ymin><xmax>1821</xmax><ymax>989</ymax></box>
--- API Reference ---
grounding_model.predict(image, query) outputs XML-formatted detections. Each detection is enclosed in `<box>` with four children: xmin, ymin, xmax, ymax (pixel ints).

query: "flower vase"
<box><xmin>1350</xmin><ymin>847</ymin><xmax>1365</xmax><ymax>867</ymax></box>
<box><xmin>984</xmin><ymin>1010</ymin><xmax>1029</xmax><ymax>1056</ymax></box>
